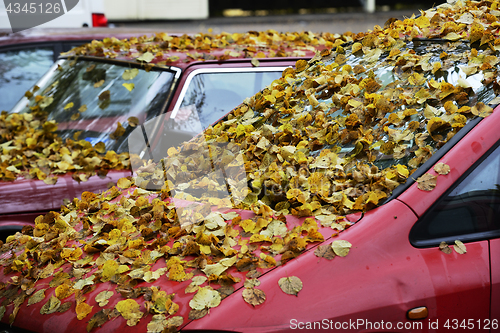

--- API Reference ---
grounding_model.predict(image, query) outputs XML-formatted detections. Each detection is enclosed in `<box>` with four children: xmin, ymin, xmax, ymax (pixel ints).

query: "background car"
<box><xmin>0</xmin><ymin>30</ymin><xmax>341</xmax><ymax>240</ymax></box>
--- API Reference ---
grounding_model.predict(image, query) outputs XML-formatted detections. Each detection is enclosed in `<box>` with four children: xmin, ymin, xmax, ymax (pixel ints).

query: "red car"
<box><xmin>0</xmin><ymin>30</ymin><xmax>339</xmax><ymax>239</ymax></box>
<box><xmin>0</xmin><ymin>1</ymin><xmax>499</xmax><ymax>332</ymax></box>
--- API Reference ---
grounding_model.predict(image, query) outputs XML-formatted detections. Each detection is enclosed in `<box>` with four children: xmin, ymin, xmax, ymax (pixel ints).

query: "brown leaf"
<box><xmin>98</xmin><ymin>90</ymin><xmax>110</xmax><ymax>101</ymax></box>
<box><xmin>188</xmin><ymin>308</ymin><xmax>208</xmax><ymax>320</ymax></box>
<box><xmin>242</xmin><ymin>288</ymin><xmax>266</xmax><ymax>307</ymax></box>
<box><xmin>439</xmin><ymin>241</ymin><xmax>452</xmax><ymax>254</ymax></box>
<box><xmin>417</xmin><ymin>173</ymin><xmax>437</xmax><ymax>191</ymax></box>
<box><xmin>434</xmin><ymin>163</ymin><xmax>450</xmax><ymax>175</ymax></box>
<box><xmin>314</xmin><ymin>244</ymin><xmax>335</xmax><ymax>260</ymax></box>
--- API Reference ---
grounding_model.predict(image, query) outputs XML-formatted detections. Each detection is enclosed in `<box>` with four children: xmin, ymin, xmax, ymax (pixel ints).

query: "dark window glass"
<box><xmin>168</xmin><ymin>71</ymin><xmax>283</xmax><ymax>134</ymax></box>
<box><xmin>0</xmin><ymin>47</ymin><xmax>54</xmax><ymax>111</ymax></box>
<box><xmin>411</xmin><ymin>143</ymin><xmax>500</xmax><ymax>246</ymax></box>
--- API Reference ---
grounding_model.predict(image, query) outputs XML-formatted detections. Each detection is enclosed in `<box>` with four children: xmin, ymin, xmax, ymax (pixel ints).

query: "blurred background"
<box><xmin>104</xmin><ymin>0</ymin><xmax>445</xmax><ymax>34</ymax></box>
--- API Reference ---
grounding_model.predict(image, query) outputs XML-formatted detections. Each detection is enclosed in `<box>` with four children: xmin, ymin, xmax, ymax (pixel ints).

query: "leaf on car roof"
<box><xmin>136</xmin><ymin>52</ymin><xmax>155</xmax><ymax>63</ymax></box>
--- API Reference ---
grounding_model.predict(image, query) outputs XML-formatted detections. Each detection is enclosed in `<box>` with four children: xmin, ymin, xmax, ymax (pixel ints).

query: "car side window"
<box><xmin>168</xmin><ymin>70</ymin><xmax>283</xmax><ymax>134</ymax></box>
<box><xmin>410</xmin><ymin>142</ymin><xmax>500</xmax><ymax>247</ymax></box>
<box><xmin>0</xmin><ymin>47</ymin><xmax>54</xmax><ymax>111</ymax></box>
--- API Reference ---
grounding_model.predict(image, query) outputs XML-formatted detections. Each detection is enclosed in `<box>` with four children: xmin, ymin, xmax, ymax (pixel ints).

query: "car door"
<box><xmin>399</xmin><ymin>109</ymin><xmax>500</xmax><ymax>330</ymax></box>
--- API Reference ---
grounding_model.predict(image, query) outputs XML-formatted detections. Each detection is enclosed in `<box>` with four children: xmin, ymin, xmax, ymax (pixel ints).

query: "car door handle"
<box><xmin>407</xmin><ymin>306</ymin><xmax>428</xmax><ymax>320</ymax></box>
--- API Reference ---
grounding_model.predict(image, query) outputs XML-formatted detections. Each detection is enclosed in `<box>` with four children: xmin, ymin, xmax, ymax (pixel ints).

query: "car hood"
<box><xmin>0</xmin><ymin>170</ymin><xmax>131</xmax><ymax>215</ymax></box>
<box><xmin>0</xmin><ymin>195</ymin><xmax>361</xmax><ymax>333</ymax></box>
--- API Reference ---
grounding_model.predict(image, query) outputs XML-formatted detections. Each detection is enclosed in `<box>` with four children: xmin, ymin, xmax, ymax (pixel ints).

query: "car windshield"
<box><xmin>132</xmin><ymin>38</ymin><xmax>499</xmax><ymax>218</ymax></box>
<box><xmin>10</xmin><ymin>59</ymin><xmax>176</xmax><ymax>153</ymax></box>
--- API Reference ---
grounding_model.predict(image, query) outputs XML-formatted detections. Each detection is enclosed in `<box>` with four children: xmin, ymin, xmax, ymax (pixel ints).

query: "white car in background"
<box><xmin>0</xmin><ymin>0</ymin><xmax>107</xmax><ymax>32</ymax></box>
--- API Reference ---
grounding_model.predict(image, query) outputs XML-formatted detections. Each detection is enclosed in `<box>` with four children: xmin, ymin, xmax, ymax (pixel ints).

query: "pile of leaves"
<box><xmin>0</xmin><ymin>0</ymin><xmax>500</xmax><ymax>331</ymax></box>
<box><xmin>0</xmin><ymin>179</ymin><xmax>350</xmax><ymax>331</ymax></box>
<box><xmin>140</xmin><ymin>0</ymin><xmax>500</xmax><ymax>216</ymax></box>
<box><xmin>66</xmin><ymin>30</ymin><xmax>352</xmax><ymax>66</ymax></box>
<box><xmin>0</xmin><ymin>109</ymin><xmax>130</xmax><ymax>183</ymax></box>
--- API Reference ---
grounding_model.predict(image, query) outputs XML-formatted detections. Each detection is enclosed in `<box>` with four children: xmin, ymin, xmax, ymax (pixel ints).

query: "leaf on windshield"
<box><xmin>98</xmin><ymin>90</ymin><xmax>110</xmax><ymax>101</ymax></box>
<box><xmin>94</xmin><ymin>80</ymin><xmax>105</xmax><ymax>88</ymax></box>
<box><xmin>79</xmin><ymin>105</ymin><xmax>87</xmax><ymax>112</ymax></box>
<box><xmin>110</xmin><ymin>122</ymin><xmax>126</xmax><ymax>140</ymax></box>
<box><xmin>64</xmin><ymin>102</ymin><xmax>74</xmax><ymax>110</ymax></box>
<box><xmin>128</xmin><ymin>117</ymin><xmax>139</xmax><ymax>127</ymax></box>
<box><xmin>417</xmin><ymin>173</ymin><xmax>437</xmax><ymax>191</ymax></box>
<box><xmin>122</xmin><ymin>68</ymin><xmax>139</xmax><ymax>80</ymax></box>
<box><xmin>278</xmin><ymin>276</ymin><xmax>303</xmax><ymax>296</ymax></box>
<box><xmin>122</xmin><ymin>83</ymin><xmax>135</xmax><ymax>92</ymax></box>
<box><xmin>39</xmin><ymin>96</ymin><xmax>54</xmax><ymax>109</ymax></box>
<box><xmin>471</xmin><ymin>102</ymin><xmax>493</xmax><ymax>117</ymax></box>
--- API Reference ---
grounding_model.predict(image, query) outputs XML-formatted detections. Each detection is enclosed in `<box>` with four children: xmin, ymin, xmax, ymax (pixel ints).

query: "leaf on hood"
<box><xmin>116</xmin><ymin>299</ymin><xmax>144</xmax><ymax>326</ymax></box>
<box><xmin>314</xmin><ymin>244</ymin><xmax>336</xmax><ymax>260</ymax></box>
<box><xmin>95</xmin><ymin>291</ymin><xmax>113</xmax><ymax>307</ymax></box>
<box><xmin>242</xmin><ymin>287</ymin><xmax>266</xmax><ymax>307</ymax></box>
<box><xmin>76</xmin><ymin>302</ymin><xmax>93</xmax><ymax>320</ymax></box>
<box><xmin>28</xmin><ymin>288</ymin><xmax>47</xmax><ymax>306</ymax></box>
<box><xmin>40</xmin><ymin>295</ymin><xmax>61</xmax><ymax>315</ymax></box>
<box><xmin>278</xmin><ymin>276</ymin><xmax>303</xmax><ymax>296</ymax></box>
<box><xmin>331</xmin><ymin>240</ymin><xmax>352</xmax><ymax>257</ymax></box>
<box><xmin>189</xmin><ymin>287</ymin><xmax>221</xmax><ymax>310</ymax></box>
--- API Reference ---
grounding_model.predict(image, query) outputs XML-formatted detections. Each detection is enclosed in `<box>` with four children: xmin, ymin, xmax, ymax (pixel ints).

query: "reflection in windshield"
<box><xmin>0</xmin><ymin>48</ymin><xmax>53</xmax><ymax>111</ymax></box>
<box><xmin>167</xmin><ymin>71</ymin><xmax>283</xmax><ymax>134</ymax></box>
<box><xmin>10</xmin><ymin>59</ymin><xmax>175</xmax><ymax>153</ymax></box>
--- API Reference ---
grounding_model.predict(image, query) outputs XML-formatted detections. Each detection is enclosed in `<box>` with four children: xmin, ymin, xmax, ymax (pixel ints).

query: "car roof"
<box><xmin>63</xmin><ymin>30</ymin><xmax>353</xmax><ymax>69</ymax></box>
<box><xmin>0</xmin><ymin>27</ymin><xmax>169</xmax><ymax>47</ymax></box>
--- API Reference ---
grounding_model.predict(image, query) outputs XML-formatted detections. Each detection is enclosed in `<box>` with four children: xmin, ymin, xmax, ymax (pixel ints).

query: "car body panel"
<box><xmin>184</xmin><ymin>199</ymin><xmax>490</xmax><ymax>332</ymax></box>
<box><xmin>491</xmin><ymin>238</ymin><xmax>500</xmax><ymax>324</ymax></box>
<box><xmin>0</xmin><ymin>169</ymin><xmax>131</xmax><ymax>215</ymax></box>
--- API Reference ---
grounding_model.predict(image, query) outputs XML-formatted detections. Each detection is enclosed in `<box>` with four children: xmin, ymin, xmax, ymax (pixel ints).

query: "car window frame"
<box><xmin>410</xmin><ymin>137</ymin><xmax>500</xmax><ymax>248</ymax></box>
<box><xmin>169</xmin><ymin>66</ymin><xmax>290</xmax><ymax>121</ymax></box>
